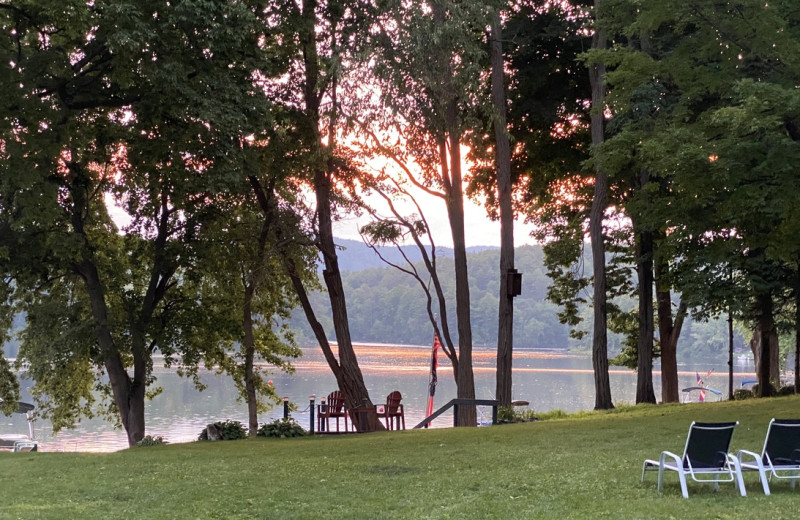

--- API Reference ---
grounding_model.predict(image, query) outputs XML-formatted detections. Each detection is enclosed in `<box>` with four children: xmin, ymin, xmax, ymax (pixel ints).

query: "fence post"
<box><xmin>283</xmin><ymin>396</ymin><xmax>289</xmax><ymax>419</ymax></box>
<box><xmin>309</xmin><ymin>395</ymin><xmax>316</xmax><ymax>434</ymax></box>
<box><xmin>453</xmin><ymin>403</ymin><xmax>459</xmax><ymax>427</ymax></box>
<box><xmin>492</xmin><ymin>404</ymin><xmax>498</xmax><ymax>425</ymax></box>
<box><xmin>320</xmin><ymin>397</ymin><xmax>327</xmax><ymax>432</ymax></box>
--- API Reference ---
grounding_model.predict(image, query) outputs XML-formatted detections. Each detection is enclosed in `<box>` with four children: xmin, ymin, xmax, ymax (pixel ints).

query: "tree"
<box><xmin>587</xmin><ymin>0</ymin><xmax>614</xmax><ymax>409</ymax></box>
<box><xmin>0</xmin><ymin>0</ymin><xmax>277</xmax><ymax>444</ymax></box>
<box><xmin>596</xmin><ymin>0</ymin><xmax>800</xmax><ymax>397</ymax></box>
<box><xmin>256</xmin><ymin>0</ymin><xmax>378</xmax><ymax>427</ymax></box>
<box><xmin>488</xmin><ymin>6</ymin><xmax>516</xmax><ymax>409</ymax></box>
<box><xmin>364</xmin><ymin>0</ymin><xmax>509</xmax><ymax>425</ymax></box>
<box><xmin>194</xmin><ymin>199</ymin><xmax>304</xmax><ymax>436</ymax></box>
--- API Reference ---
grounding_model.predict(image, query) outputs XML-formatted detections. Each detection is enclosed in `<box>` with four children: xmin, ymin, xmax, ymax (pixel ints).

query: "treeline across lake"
<box><xmin>287</xmin><ymin>240</ymin><xmax>745</xmax><ymax>363</ymax></box>
<box><xmin>1</xmin><ymin>240</ymin><xmax>746</xmax><ymax>365</ymax></box>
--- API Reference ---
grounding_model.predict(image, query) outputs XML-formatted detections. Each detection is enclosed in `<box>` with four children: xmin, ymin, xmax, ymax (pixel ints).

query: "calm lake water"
<box><xmin>10</xmin><ymin>344</ymin><xmax>758</xmax><ymax>452</ymax></box>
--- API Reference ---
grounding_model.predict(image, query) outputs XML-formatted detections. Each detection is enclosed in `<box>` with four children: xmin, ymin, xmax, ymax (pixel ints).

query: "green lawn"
<box><xmin>2</xmin><ymin>396</ymin><xmax>799</xmax><ymax>519</ymax></box>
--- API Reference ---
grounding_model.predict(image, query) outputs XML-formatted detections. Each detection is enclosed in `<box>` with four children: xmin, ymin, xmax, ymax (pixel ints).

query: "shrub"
<box><xmin>198</xmin><ymin>420</ymin><xmax>248</xmax><ymax>441</ymax></box>
<box><xmin>257</xmin><ymin>418</ymin><xmax>307</xmax><ymax>438</ymax></box>
<box><xmin>777</xmin><ymin>385</ymin><xmax>796</xmax><ymax>396</ymax></box>
<box><xmin>497</xmin><ymin>405</ymin><xmax>537</xmax><ymax>424</ymax></box>
<box><xmin>497</xmin><ymin>406</ymin><xmax>516</xmax><ymax>423</ymax></box>
<box><xmin>751</xmin><ymin>382</ymin><xmax>778</xmax><ymax>396</ymax></box>
<box><xmin>137</xmin><ymin>435</ymin><xmax>167</xmax><ymax>447</ymax></box>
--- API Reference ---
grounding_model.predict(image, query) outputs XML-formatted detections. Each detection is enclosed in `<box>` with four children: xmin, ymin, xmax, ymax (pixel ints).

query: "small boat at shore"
<box><xmin>0</xmin><ymin>400</ymin><xmax>39</xmax><ymax>452</ymax></box>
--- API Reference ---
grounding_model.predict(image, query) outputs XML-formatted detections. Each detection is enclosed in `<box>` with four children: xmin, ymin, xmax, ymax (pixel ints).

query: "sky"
<box><xmin>107</xmin><ymin>173</ymin><xmax>538</xmax><ymax>249</ymax></box>
<box><xmin>332</xmin><ymin>186</ymin><xmax>537</xmax><ymax>249</ymax></box>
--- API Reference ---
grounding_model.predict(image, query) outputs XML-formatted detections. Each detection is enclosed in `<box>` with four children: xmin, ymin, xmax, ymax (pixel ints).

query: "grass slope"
<box><xmin>2</xmin><ymin>396</ymin><xmax>799</xmax><ymax>519</ymax></box>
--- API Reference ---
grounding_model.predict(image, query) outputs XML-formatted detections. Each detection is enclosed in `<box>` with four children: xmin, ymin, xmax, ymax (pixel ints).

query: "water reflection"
<box><xmin>21</xmin><ymin>345</ymin><xmax>755</xmax><ymax>452</ymax></box>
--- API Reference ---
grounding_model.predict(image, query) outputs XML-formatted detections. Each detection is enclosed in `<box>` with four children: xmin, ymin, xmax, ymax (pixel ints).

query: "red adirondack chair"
<box><xmin>378</xmin><ymin>391</ymin><xmax>405</xmax><ymax>430</ymax></box>
<box><xmin>317</xmin><ymin>391</ymin><xmax>349</xmax><ymax>432</ymax></box>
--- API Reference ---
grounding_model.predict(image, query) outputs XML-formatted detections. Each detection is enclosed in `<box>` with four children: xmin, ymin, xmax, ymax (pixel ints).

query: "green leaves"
<box><xmin>0</xmin><ymin>0</ymin><xmax>299</xmax><ymax>441</ymax></box>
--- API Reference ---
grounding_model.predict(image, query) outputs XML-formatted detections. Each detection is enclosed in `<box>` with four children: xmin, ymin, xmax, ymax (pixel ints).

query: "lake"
<box><xmin>9</xmin><ymin>344</ymin><xmax>757</xmax><ymax>452</ymax></box>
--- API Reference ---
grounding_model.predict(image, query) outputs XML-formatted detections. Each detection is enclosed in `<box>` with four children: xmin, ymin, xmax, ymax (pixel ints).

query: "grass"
<box><xmin>2</xmin><ymin>396</ymin><xmax>800</xmax><ymax>519</ymax></box>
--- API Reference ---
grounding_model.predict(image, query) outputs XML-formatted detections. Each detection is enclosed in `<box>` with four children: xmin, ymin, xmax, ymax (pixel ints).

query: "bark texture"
<box><xmin>635</xmin><ymin>226</ymin><xmax>656</xmax><ymax>404</ymax></box>
<box><xmin>490</xmin><ymin>13</ymin><xmax>515</xmax><ymax>408</ymax></box>
<box><xmin>751</xmin><ymin>292</ymin><xmax>779</xmax><ymax>396</ymax></box>
<box><xmin>588</xmin><ymin>0</ymin><xmax>613</xmax><ymax>410</ymax></box>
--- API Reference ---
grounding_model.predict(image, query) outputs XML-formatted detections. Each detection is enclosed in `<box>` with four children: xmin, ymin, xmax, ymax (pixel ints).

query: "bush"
<box><xmin>733</xmin><ymin>389</ymin><xmax>754</xmax><ymax>401</ymax></box>
<box><xmin>777</xmin><ymin>385</ymin><xmax>796</xmax><ymax>396</ymax></box>
<box><xmin>257</xmin><ymin>418</ymin><xmax>306</xmax><ymax>438</ymax></box>
<box><xmin>198</xmin><ymin>420</ymin><xmax>248</xmax><ymax>441</ymax></box>
<box><xmin>137</xmin><ymin>435</ymin><xmax>167</xmax><ymax>447</ymax></box>
<box><xmin>497</xmin><ymin>405</ymin><xmax>537</xmax><ymax>424</ymax></box>
<box><xmin>497</xmin><ymin>406</ymin><xmax>516</xmax><ymax>423</ymax></box>
<box><xmin>751</xmin><ymin>382</ymin><xmax>779</xmax><ymax>397</ymax></box>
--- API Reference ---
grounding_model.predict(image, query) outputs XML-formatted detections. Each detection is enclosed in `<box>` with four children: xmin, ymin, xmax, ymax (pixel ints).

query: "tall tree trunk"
<box><xmin>490</xmin><ymin>12</ymin><xmax>515</xmax><ymax>409</ymax></box>
<box><xmin>752</xmin><ymin>291</ymin><xmax>778</xmax><ymax>397</ymax></box>
<box><xmin>72</xmin><ymin>166</ymin><xmax>147</xmax><ymax>445</ymax></box>
<box><xmin>242</xmin><ymin>217</ymin><xmax>272</xmax><ymax>437</ymax></box>
<box><xmin>79</xmin><ymin>259</ymin><xmax>144</xmax><ymax>445</ymax></box>
<box><xmin>299</xmin><ymin>0</ymin><xmax>373</xmax><ymax>423</ymax></box>
<box><xmin>243</xmin><ymin>282</ymin><xmax>258</xmax><ymax>436</ymax></box>
<box><xmin>284</xmin><ymin>256</ymin><xmax>381</xmax><ymax>430</ymax></box>
<box><xmin>445</xmin><ymin>117</ymin><xmax>477</xmax><ymax>427</ymax></box>
<box><xmin>316</xmin><ymin>169</ymin><xmax>372</xmax><ymax>413</ymax></box>
<box><xmin>428</xmin><ymin>0</ymin><xmax>476</xmax><ymax>427</ymax></box>
<box><xmin>588</xmin><ymin>0</ymin><xmax>613</xmax><ymax>410</ymax></box>
<box><xmin>654</xmin><ymin>254</ymin><xmax>685</xmax><ymax>403</ymax></box>
<box><xmin>635</xmin><ymin>225</ymin><xmax>656</xmax><ymax>404</ymax></box>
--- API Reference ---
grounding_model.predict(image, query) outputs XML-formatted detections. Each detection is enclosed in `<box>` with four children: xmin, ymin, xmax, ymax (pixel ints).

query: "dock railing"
<box><xmin>412</xmin><ymin>398</ymin><xmax>499</xmax><ymax>429</ymax></box>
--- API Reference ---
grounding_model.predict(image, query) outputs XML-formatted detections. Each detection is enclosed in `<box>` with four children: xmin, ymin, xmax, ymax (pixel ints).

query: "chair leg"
<box><xmin>731</xmin><ymin>458</ymin><xmax>746</xmax><ymax>497</ymax></box>
<box><xmin>762</xmin><ymin>471</ymin><xmax>772</xmax><ymax>495</ymax></box>
<box><xmin>735</xmin><ymin>470</ymin><xmax>747</xmax><ymax>497</ymax></box>
<box><xmin>677</xmin><ymin>470</ymin><xmax>690</xmax><ymax>499</ymax></box>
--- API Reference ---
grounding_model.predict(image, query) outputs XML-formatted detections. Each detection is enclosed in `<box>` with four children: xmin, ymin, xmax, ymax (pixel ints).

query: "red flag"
<box><xmin>696</xmin><ymin>371</ymin><xmax>705</xmax><ymax>402</ymax></box>
<box><xmin>696</xmin><ymin>369</ymin><xmax>714</xmax><ymax>402</ymax></box>
<box><xmin>424</xmin><ymin>334</ymin><xmax>441</xmax><ymax>426</ymax></box>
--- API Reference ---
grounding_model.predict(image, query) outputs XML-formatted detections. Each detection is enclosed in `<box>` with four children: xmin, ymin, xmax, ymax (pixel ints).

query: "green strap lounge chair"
<box><xmin>738</xmin><ymin>418</ymin><xmax>800</xmax><ymax>495</ymax></box>
<box><xmin>642</xmin><ymin>421</ymin><xmax>746</xmax><ymax>498</ymax></box>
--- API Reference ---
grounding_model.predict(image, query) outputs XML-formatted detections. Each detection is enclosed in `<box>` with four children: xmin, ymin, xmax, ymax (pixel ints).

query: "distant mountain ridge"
<box><xmin>333</xmin><ymin>237</ymin><xmax>498</xmax><ymax>272</ymax></box>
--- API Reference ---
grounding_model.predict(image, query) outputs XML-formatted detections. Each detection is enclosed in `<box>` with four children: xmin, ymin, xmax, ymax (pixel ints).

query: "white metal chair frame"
<box><xmin>737</xmin><ymin>418</ymin><xmax>800</xmax><ymax>495</ymax></box>
<box><xmin>12</xmin><ymin>440</ymin><xmax>38</xmax><ymax>452</ymax></box>
<box><xmin>642</xmin><ymin>421</ymin><xmax>746</xmax><ymax>498</ymax></box>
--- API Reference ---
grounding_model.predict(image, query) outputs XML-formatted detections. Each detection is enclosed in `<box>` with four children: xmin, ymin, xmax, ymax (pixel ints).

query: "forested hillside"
<box><xmin>289</xmin><ymin>241</ymin><xmax>743</xmax><ymax>361</ymax></box>
<box><xmin>2</xmin><ymin>240</ymin><xmax>746</xmax><ymax>363</ymax></box>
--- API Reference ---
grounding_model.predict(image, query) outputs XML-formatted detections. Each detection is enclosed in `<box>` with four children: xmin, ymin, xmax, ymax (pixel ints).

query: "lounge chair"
<box><xmin>641</xmin><ymin>421</ymin><xmax>746</xmax><ymax>498</ymax></box>
<box><xmin>738</xmin><ymin>418</ymin><xmax>800</xmax><ymax>495</ymax></box>
<box><xmin>377</xmin><ymin>391</ymin><xmax>405</xmax><ymax>430</ymax></box>
<box><xmin>317</xmin><ymin>391</ymin><xmax>349</xmax><ymax>433</ymax></box>
<box><xmin>13</xmin><ymin>440</ymin><xmax>38</xmax><ymax>452</ymax></box>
